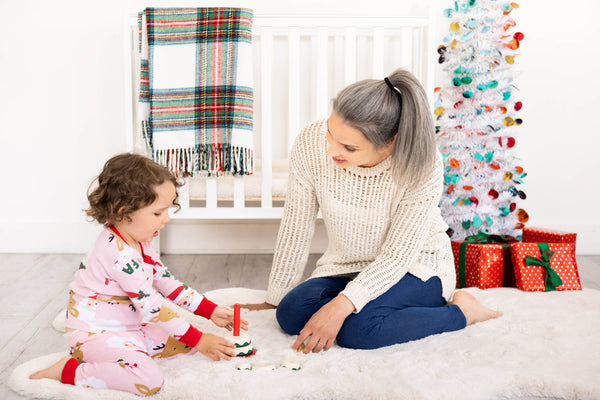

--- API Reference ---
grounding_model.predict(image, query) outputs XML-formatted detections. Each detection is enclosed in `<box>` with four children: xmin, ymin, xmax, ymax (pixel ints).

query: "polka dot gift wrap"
<box><xmin>510</xmin><ymin>242</ymin><xmax>582</xmax><ymax>292</ymax></box>
<box><xmin>521</xmin><ymin>227</ymin><xmax>577</xmax><ymax>250</ymax></box>
<box><xmin>451</xmin><ymin>241</ymin><xmax>515</xmax><ymax>289</ymax></box>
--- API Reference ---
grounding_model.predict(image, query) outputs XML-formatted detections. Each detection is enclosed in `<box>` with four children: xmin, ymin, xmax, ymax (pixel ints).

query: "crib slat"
<box><xmin>426</xmin><ymin>7</ymin><xmax>437</xmax><ymax>108</ymax></box>
<box><xmin>415</xmin><ymin>27</ymin><xmax>424</xmax><ymax>83</ymax></box>
<box><xmin>206</xmin><ymin>177</ymin><xmax>217</xmax><ymax>209</ymax></box>
<box><xmin>260</xmin><ymin>26</ymin><xmax>273</xmax><ymax>209</ymax></box>
<box><xmin>344</xmin><ymin>27</ymin><xmax>357</xmax><ymax>86</ymax></box>
<box><xmin>401</xmin><ymin>27</ymin><xmax>413</xmax><ymax>72</ymax></box>
<box><xmin>233</xmin><ymin>176</ymin><xmax>244</xmax><ymax>208</ymax></box>
<box><xmin>288</xmin><ymin>26</ymin><xmax>300</xmax><ymax>153</ymax></box>
<box><xmin>315</xmin><ymin>27</ymin><xmax>328</xmax><ymax>119</ymax></box>
<box><xmin>179</xmin><ymin>177</ymin><xmax>190</xmax><ymax>210</ymax></box>
<box><xmin>372</xmin><ymin>27</ymin><xmax>385</xmax><ymax>78</ymax></box>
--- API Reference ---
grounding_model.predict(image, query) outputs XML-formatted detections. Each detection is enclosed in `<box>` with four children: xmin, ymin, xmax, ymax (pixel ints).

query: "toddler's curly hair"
<box><xmin>85</xmin><ymin>153</ymin><xmax>183</xmax><ymax>225</ymax></box>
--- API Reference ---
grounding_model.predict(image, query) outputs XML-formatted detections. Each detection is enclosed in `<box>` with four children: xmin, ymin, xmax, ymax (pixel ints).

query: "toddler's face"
<box><xmin>119</xmin><ymin>182</ymin><xmax>176</xmax><ymax>245</ymax></box>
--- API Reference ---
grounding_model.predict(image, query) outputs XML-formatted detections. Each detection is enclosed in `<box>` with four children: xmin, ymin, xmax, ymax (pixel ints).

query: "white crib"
<box><xmin>125</xmin><ymin>10</ymin><xmax>436</xmax><ymax>221</ymax></box>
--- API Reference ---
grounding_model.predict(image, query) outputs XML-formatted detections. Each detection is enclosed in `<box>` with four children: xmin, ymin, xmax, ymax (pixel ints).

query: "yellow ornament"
<box><xmin>505</xmin><ymin>55</ymin><xmax>515</xmax><ymax>64</ymax></box>
<box><xmin>450</xmin><ymin>22</ymin><xmax>460</xmax><ymax>32</ymax></box>
<box><xmin>434</xmin><ymin>106</ymin><xmax>445</xmax><ymax>116</ymax></box>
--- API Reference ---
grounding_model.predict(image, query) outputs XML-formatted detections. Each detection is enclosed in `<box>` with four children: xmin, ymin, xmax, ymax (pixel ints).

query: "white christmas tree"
<box><xmin>435</xmin><ymin>0</ymin><xmax>527</xmax><ymax>240</ymax></box>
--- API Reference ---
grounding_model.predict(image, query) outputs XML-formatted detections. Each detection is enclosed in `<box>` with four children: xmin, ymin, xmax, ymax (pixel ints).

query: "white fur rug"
<box><xmin>9</xmin><ymin>287</ymin><xmax>600</xmax><ymax>400</ymax></box>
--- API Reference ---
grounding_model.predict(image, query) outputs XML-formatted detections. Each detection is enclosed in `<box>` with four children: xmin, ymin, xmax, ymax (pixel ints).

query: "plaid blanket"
<box><xmin>138</xmin><ymin>8</ymin><xmax>254</xmax><ymax>176</ymax></box>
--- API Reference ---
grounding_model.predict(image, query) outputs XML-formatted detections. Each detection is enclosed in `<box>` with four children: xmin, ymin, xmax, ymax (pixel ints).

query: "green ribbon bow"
<box><xmin>458</xmin><ymin>230</ymin><xmax>517</xmax><ymax>288</ymax></box>
<box><xmin>524</xmin><ymin>243</ymin><xmax>563</xmax><ymax>291</ymax></box>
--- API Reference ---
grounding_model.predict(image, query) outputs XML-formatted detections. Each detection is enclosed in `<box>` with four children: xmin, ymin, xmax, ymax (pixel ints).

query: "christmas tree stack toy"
<box><xmin>224</xmin><ymin>303</ymin><xmax>254</xmax><ymax>357</ymax></box>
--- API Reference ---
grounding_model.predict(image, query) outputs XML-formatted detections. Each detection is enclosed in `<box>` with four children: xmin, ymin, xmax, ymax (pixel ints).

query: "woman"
<box><xmin>244</xmin><ymin>68</ymin><xmax>499</xmax><ymax>353</ymax></box>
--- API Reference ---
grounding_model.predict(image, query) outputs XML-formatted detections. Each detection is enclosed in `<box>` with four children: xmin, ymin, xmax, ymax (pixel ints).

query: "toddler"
<box><xmin>30</xmin><ymin>153</ymin><xmax>247</xmax><ymax>396</ymax></box>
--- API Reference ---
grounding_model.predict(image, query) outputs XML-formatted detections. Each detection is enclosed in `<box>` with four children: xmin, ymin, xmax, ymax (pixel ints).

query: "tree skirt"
<box><xmin>9</xmin><ymin>287</ymin><xmax>600</xmax><ymax>400</ymax></box>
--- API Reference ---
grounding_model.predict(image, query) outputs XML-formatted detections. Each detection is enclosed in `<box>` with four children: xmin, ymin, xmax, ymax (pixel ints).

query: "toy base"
<box><xmin>239</xmin><ymin>348</ymin><xmax>256</xmax><ymax>358</ymax></box>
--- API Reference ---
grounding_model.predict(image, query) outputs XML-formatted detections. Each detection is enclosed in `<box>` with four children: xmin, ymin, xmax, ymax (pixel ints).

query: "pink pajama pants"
<box><xmin>66</xmin><ymin>323</ymin><xmax>197</xmax><ymax>396</ymax></box>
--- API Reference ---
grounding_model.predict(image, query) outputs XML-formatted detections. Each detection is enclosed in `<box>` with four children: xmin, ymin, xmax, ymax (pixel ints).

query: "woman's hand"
<box><xmin>195</xmin><ymin>333</ymin><xmax>236</xmax><ymax>361</ymax></box>
<box><xmin>210</xmin><ymin>306</ymin><xmax>248</xmax><ymax>332</ymax></box>
<box><xmin>240</xmin><ymin>302</ymin><xmax>277</xmax><ymax>311</ymax></box>
<box><xmin>292</xmin><ymin>294</ymin><xmax>355</xmax><ymax>354</ymax></box>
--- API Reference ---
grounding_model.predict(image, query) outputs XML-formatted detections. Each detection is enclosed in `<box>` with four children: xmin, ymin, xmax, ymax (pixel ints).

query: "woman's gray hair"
<box><xmin>332</xmin><ymin>68</ymin><xmax>436</xmax><ymax>185</ymax></box>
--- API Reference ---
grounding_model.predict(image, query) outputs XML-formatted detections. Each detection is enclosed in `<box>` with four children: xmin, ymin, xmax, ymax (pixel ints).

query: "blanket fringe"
<box><xmin>141</xmin><ymin>120</ymin><xmax>153</xmax><ymax>152</ymax></box>
<box><xmin>154</xmin><ymin>145</ymin><xmax>254</xmax><ymax>177</ymax></box>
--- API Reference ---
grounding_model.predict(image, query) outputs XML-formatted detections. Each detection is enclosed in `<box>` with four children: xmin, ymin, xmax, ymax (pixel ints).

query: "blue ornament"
<box><xmin>460</xmin><ymin>31</ymin><xmax>474</xmax><ymax>42</ymax></box>
<box><xmin>466</xmin><ymin>18</ymin><xmax>478</xmax><ymax>29</ymax></box>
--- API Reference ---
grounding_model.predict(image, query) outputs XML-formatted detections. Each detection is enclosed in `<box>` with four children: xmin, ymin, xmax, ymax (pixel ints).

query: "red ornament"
<box><xmin>514</xmin><ymin>101</ymin><xmax>523</xmax><ymax>111</ymax></box>
<box><xmin>506</xmin><ymin>137</ymin><xmax>516</xmax><ymax>148</ymax></box>
<box><xmin>488</xmin><ymin>189</ymin><xmax>499</xmax><ymax>199</ymax></box>
<box><xmin>469</xmin><ymin>196</ymin><xmax>479</xmax><ymax>206</ymax></box>
<box><xmin>513</xmin><ymin>32</ymin><xmax>524</xmax><ymax>41</ymax></box>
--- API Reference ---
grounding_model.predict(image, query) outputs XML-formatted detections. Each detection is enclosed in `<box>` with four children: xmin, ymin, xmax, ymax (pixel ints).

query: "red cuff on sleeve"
<box><xmin>194</xmin><ymin>297</ymin><xmax>218</xmax><ymax>319</ymax></box>
<box><xmin>179</xmin><ymin>325</ymin><xmax>203</xmax><ymax>348</ymax></box>
<box><xmin>61</xmin><ymin>357</ymin><xmax>79</xmax><ymax>385</ymax></box>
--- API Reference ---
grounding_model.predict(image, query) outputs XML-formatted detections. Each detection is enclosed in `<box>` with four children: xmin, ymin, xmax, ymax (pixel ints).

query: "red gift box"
<box><xmin>451</xmin><ymin>232</ymin><xmax>517</xmax><ymax>289</ymax></box>
<box><xmin>511</xmin><ymin>242</ymin><xmax>581</xmax><ymax>291</ymax></box>
<box><xmin>522</xmin><ymin>227</ymin><xmax>577</xmax><ymax>246</ymax></box>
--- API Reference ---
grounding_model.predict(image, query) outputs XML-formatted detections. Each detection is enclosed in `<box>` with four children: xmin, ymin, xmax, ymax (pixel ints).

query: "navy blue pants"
<box><xmin>276</xmin><ymin>274</ymin><xmax>466</xmax><ymax>349</ymax></box>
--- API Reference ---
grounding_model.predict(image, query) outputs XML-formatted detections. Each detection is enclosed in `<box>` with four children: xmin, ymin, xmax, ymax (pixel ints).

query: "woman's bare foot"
<box><xmin>450</xmin><ymin>291</ymin><xmax>501</xmax><ymax>326</ymax></box>
<box><xmin>29</xmin><ymin>356</ymin><xmax>72</xmax><ymax>381</ymax></box>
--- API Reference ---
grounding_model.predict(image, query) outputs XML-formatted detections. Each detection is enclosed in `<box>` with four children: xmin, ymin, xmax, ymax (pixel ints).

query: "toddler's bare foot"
<box><xmin>450</xmin><ymin>291</ymin><xmax>501</xmax><ymax>326</ymax></box>
<box><xmin>29</xmin><ymin>356</ymin><xmax>72</xmax><ymax>381</ymax></box>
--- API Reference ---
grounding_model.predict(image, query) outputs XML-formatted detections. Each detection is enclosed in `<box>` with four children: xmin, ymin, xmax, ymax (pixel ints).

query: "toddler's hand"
<box><xmin>195</xmin><ymin>333</ymin><xmax>235</xmax><ymax>361</ymax></box>
<box><xmin>210</xmin><ymin>306</ymin><xmax>249</xmax><ymax>332</ymax></box>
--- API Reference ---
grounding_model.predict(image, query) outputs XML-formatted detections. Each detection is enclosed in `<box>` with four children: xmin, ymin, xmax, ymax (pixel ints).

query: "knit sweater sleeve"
<box><xmin>265</xmin><ymin>127</ymin><xmax>320</xmax><ymax>306</ymax></box>
<box><xmin>341</xmin><ymin>153</ymin><xmax>445</xmax><ymax>312</ymax></box>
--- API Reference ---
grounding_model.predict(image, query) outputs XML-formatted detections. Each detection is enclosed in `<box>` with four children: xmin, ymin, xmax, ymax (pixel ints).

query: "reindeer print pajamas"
<box><xmin>64</xmin><ymin>226</ymin><xmax>217</xmax><ymax>396</ymax></box>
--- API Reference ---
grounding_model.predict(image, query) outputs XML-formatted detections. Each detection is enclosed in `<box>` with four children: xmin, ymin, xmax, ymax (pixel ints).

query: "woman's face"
<box><xmin>326</xmin><ymin>111</ymin><xmax>394</xmax><ymax>168</ymax></box>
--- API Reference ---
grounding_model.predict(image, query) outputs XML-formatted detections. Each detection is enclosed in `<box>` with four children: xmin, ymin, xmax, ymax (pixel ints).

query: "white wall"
<box><xmin>0</xmin><ymin>0</ymin><xmax>598</xmax><ymax>255</ymax></box>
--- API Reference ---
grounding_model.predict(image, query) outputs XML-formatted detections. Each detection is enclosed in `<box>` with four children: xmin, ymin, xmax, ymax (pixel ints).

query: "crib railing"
<box><xmin>126</xmin><ymin>12</ymin><xmax>436</xmax><ymax>220</ymax></box>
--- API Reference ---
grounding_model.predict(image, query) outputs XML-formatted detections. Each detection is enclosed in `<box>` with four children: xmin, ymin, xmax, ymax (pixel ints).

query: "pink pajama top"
<box><xmin>65</xmin><ymin>226</ymin><xmax>217</xmax><ymax>348</ymax></box>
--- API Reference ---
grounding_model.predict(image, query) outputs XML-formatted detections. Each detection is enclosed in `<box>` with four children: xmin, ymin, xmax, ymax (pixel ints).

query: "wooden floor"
<box><xmin>1</xmin><ymin>253</ymin><xmax>598</xmax><ymax>399</ymax></box>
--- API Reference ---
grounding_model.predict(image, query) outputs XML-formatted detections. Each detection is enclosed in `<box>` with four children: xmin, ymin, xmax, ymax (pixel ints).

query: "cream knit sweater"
<box><xmin>266</xmin><ymin>120</ymin><xmax>455</xmax><ymax>312</ymax></box>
